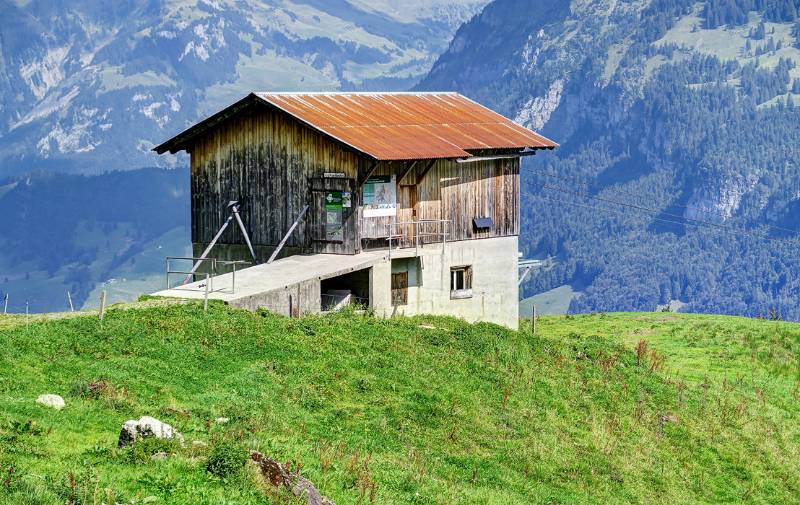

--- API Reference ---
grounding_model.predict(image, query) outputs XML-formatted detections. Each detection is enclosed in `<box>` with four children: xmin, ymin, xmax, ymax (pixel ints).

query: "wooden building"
<box><xmin>154</xmin><ymin>92</ymin><xmax>556</xmax><ymax>328</ymax></box>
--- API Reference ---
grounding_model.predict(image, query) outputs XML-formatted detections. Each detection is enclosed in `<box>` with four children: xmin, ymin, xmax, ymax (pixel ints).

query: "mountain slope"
<box><xmin>0</xmin><ymin>0</ymin><xmax>486</xmax><ymax>176</ymax></box>
<box><xmin>419</xmin><ymin>0</ymin><xmax>800</xmax><ymax>319</ymax></box>
<box><xmin>1</xmin><ymin>304</ymin><xmax>799</xmax><ymax>503</ymax></box>
<box><xmin>0</xmin><ymin>168</ymin><xmax>190</xmax><ymax>313</ymax></box>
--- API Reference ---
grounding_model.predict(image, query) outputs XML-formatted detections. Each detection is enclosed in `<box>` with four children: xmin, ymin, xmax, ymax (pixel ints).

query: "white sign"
<box><xmin>363</xmin><ymin>175</ymin><xmax>396</xmax><ymax>217</ymax></box>
<box><xmin>324</xmin><ymin>172</ymin><xmax>346</xmax><ymax>178</ymax></box>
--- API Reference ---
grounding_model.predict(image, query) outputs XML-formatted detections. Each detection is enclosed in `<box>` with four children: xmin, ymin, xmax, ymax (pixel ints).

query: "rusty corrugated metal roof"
<box><xmin>255</xmin><ymin>92</ymin><xmax>557</xmax><ymax>160</ymax></box>
<box><xmin>153</xmin><ymin>92</ymin><xmax>558</xmax><ymax>159</ymax></box>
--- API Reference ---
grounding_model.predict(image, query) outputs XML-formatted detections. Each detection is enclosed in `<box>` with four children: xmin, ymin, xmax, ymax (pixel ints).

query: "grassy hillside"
<box><xmin>1</xmin><ymin>303</ymin><xmax>799</xmax><ymax>504</ymax></box>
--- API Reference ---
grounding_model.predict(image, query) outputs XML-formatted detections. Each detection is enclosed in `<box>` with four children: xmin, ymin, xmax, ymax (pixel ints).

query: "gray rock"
<box><xmin>150</xmin><ymin>451</ymin><xmax>168</xmax><ymax>461</ymax></box>
<box><xmin>118</xmin><ymin>416</ymin><xmax>184</xmax><ymax>448</ymax></box>
<box><xmin>251</xmin><ymin>450</ymin><xmax>335</xmax><ymax>505</ymax></box>
<box><xmin>36</xmin><ymin>394</ymin><xmax>65</xmax><ymax>410</ymax></box>
<box><xmin>215</xmin><ymin>417</ymin><xmax>230</xmax><ymax>424</ymax></box>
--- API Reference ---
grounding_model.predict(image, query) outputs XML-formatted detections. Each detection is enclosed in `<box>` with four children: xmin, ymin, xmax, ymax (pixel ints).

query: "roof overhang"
<box><xmin>153</xmin><ymin>92</ymin><xmax>558</xmax><ymax>160</ymax></box>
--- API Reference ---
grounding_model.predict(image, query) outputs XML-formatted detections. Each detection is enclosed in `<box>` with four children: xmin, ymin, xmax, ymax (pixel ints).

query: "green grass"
<box><xmin>519</xmin><ymin>284</ymin><xmax>577</xmax><ymax>316</ymax></box>
<box><xmin>1</xmin><ymin>304</ymin><xmax>799</xmax><ymax>504</ymax></box>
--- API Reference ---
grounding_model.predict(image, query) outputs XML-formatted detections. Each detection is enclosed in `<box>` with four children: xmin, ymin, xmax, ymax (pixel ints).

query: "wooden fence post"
<box><xmin>531</xmin><ymin>305</ymin><xmax>537</xmax><ymax>335</ymax></box>
<box><xmin>99</xmin><ymin>290</ymin><xmax>107</xmax><ymax>322</ymax></box>
<box><xmin>203</xmin><ymin>277</ymin><xmax>209</xmax><ymax>313</ymax></box>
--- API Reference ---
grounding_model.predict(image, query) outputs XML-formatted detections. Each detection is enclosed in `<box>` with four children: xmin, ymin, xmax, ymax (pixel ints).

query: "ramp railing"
<box><xmin>165</xmin><ymin>257</ymin><xmax>251</xmax><ymax>294</ymax></box>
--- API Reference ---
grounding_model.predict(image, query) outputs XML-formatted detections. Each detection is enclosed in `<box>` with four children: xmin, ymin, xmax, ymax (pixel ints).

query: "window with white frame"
<box><xmin>450</xmin><ymin>265</ymin><xmax>473</xmax><ymax>299</ymax></box>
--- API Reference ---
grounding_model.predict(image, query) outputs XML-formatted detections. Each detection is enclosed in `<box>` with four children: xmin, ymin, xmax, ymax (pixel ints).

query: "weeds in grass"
<box><xmin>598</xmin><ymin>352</ymin><xmax>618</xmax><ymax>379</ymax></box>
<box><xmin>119</xmin><ymin>436</ymin><xmax>180</xmax><ymax>465</ymax></box>
<box><xmin>406</xmin><ymin>448</ymin><xmax>428</xmax><ymax>485</ymax></box>
<box><xmin>676</xmin><ymin>380</ymin><xmax>687</xmax><ymax>405</ymax></box>
<box><xmin>70</xmin><ymin>379</ymin><xmax>132</xmax><ymax>409</ymax></box>
<box><xmin>649</xmin><ymin>350</ymin><xmax>665</xmax><ymax>372</ymax></box>
<box><xmin>635</xmin><ymin>340</ymin><xmax>648</xmax><ymax>367</ymax></box>
<box><xmin>502</xmin><ymin>384</ymin><xmax>512</xmax><ymax>408</ymax></box>
<box><xmin>67</xmin><ymin>472</ymin><xmax>75</xmax><ymax>505</ymax></box>
<box><xmin>3</xmin><ymin>466</ymin><xmax>12</xmax><ymax>490</ymax></box>
<box><xmin>206</xmin><ymin>440</ymin><xmax>248</xmax><ymax>479</ymax></box>
<box><xmin>8</xmin><ymin>419</ymin><xmax>44</xmax><ymax>436</ymax></box>
<box><xmin>345</xmin><ymin>452</ymin><xmax>376</xmax><ymax>504</ymax></box>
<box><xmin>317</xmin><ymin>442</ymin><xmax>334</xmax><ymax>474</ymax></box>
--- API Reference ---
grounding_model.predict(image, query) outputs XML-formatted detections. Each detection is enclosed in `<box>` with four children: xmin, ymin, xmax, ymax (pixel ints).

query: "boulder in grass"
<box><xmin>118</xmin><ymin>416</ymin><xmax>184</xmax><ymax>448</ymax></box>
<box><xmin>36</xmin><ymin>394</ymin><xmax>65</xmax><ymax>410</ymax></box>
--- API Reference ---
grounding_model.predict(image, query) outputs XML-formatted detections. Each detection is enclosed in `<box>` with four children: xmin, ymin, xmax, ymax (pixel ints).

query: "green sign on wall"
<box><xmin>325</xmin><ymin>191</ymin><xmax>344</xmax><ymax>242</ymax></box>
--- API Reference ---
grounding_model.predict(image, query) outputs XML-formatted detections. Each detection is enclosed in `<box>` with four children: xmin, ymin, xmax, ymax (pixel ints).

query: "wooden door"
<box><xmin>391</xmin><ymin>272</ymin><xmax>408</xmax><ymax>306</ymax></box>
<box><xmin>309</xmin><ymin>177</ymin><xmax>357</xmax><ymax>254</ymax></box>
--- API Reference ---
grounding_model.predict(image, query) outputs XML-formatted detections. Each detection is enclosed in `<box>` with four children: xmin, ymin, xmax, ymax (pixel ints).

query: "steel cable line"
<box><xmin>531</xmin><ymin>186</ymin><xmax>800</xmax><ymax>246</ymax></box>
<box><xmin>522</xmin><ymin>167</ymin><xmax>800</xmax><ymax>239</ymax></box>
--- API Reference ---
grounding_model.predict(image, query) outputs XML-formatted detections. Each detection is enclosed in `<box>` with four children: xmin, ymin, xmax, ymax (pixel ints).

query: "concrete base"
<box><xmin>370</xmin><ymin>236</ymin><xmax>519</xmax><ymax>329</ymax></box>
<box><xmin>154</xmin><ymin>236</ymin><xmax>519</xmax><ymax>328</ymax></box>
<box><xmin>153</xmin><ymin>251</ymin><xmax>388</xmax><ymax>316</ymax></box>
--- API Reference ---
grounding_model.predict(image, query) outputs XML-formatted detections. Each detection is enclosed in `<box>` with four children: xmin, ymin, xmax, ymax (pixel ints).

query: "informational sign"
<box><xmin>363</xmin><ymin>175</ymin><xmax>397</xmax><ymax>217</ymax></box>
<box><xmin>342</xmin><ymin>191</ymin><xmax>352</xmax><ymax>208</ymax></box>
<box><xmin>323</xmin><ymin>172</ymin><xmax>346</xmax><ymax>178</ymax></box>
<box><xmin>325</xmin><ymin>191</ymin><xmax>344</xmax><ymax>242</ymax></box>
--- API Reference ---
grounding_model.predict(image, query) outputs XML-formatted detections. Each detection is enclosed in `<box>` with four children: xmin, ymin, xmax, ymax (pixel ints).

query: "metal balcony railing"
<box><xmin>360</xmin><ymin>219</ymin><xmax>450</xmax><ymax>257</ymax></box>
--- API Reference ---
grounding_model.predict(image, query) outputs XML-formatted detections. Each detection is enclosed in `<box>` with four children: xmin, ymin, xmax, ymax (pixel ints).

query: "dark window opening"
<box><xmin>450</xmin><ymin>266</ymin><xmax>473</xmax><ymax>299</ymax></box>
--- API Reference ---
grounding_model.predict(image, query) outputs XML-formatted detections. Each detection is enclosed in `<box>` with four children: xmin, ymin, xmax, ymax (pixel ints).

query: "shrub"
<box><xmin>120</xmin><ymin>437</ymin><xmax>179</xmax><ymax>464</ymax></box>
<box><xmin>206</xmin><ymin>440</ymin><xmax>247</xmax><ymax>479</ymax></box>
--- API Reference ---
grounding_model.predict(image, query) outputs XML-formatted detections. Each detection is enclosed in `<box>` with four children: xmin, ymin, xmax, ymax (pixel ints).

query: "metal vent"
<box><xmin>473</xmin><ymin>217</ymin><xmax>493</xmax><ymax>230</ymax></box>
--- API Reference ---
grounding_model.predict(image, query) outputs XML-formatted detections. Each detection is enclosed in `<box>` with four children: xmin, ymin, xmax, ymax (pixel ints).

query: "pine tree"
<box><xmin>754</xmin><ymin>21</ymin><xmax>766</xmax><ymax>40</ymax></box>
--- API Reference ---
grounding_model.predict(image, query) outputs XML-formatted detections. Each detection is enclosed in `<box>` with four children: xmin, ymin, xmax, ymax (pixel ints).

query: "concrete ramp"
<box><xmin>153</xmin><ymin>250</ymin><xmax>390</xmax><ymax>313</ymax></box>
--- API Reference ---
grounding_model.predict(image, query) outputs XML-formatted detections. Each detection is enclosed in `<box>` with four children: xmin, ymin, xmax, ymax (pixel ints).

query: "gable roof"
<box><xmin>154</xmin><ymin>92</ymin><xmax>558</xmax><ymax>160</ymax></box>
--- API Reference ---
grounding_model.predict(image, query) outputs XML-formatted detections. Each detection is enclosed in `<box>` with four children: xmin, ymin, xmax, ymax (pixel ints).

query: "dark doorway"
<box><xmin>321</xmin><ymin>267</ymin><xmax>370</xmax><ymax>311</ymax></box>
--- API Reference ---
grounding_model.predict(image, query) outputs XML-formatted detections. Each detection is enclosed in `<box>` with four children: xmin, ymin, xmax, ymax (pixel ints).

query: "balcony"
<box><xmin>359</xmin><ymin>219</ymin><xmax>450</xmax><ymax>257</ymax></box>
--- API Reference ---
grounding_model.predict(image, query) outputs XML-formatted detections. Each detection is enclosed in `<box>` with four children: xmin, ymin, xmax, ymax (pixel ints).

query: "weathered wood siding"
<box><xmin>188</xmin><ymin>103</ymin><xmax>520</xmax><ymax>258</ymax></box>
<box><xmin>392</xmin><ymin>158</ymin><xmax>518</xmax><ymax>242</ymax></box>
<box><xmin>189</xmin><ymin>104</ymin><xmax>368</xmax><ymax>255</ymax></box>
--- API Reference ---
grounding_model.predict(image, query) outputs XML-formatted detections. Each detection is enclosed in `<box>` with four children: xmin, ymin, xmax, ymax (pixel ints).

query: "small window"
<box><xmin>450</xmin><ymin>266</ymin><xmax>473</xmax><ymax>299</ymax></box>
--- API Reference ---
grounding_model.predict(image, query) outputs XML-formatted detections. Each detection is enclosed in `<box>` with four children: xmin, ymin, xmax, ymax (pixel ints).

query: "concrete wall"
<box><xmin>218</xmin><ymin>236</ymin><xmax>519</xmax><ymax>328</ymax></box>
<box><xmin>227</xmin><ymin>278</ymin><xmax>320</xmax><ymax>316</ymax></box>
<box><xmin>370</xmin><ymin>236</ymin><xmax>519</xmax><ymax>329</ymax></box>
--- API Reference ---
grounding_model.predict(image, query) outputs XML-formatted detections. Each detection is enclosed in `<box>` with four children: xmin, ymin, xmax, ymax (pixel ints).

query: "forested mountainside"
<box><xmin>419</xmin><ymin>0</ymin><xmax>800</xmax><ymax>319</ymax></box>
<box><xmin>0</xmin><ymin>168</ymin><xmax>189</xmax><ymax>313</ymax></box>
<box><xmin>0</xmin><ymin>0</ymin><xmax>485</xmax><ymax>176</ymax></box>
